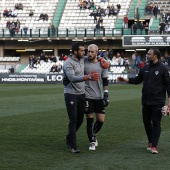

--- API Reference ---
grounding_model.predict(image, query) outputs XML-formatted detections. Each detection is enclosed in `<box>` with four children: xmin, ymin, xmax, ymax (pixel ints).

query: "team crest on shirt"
<box><xmin>155</xmin><ymin>71</ymin><xmax>159</xmax><ymax>75</ymax></box>
<box><xmin>70</xmin><ymin>101</ymin><xmax>74</xmax><ymax>105</ymax></box>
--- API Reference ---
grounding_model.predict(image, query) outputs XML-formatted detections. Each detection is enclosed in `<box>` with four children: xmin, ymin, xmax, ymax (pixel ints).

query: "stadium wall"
<box><xmin>0</xmin><ymin>73</ymin><xmax>136</xmax><ymax>84</ymax></box>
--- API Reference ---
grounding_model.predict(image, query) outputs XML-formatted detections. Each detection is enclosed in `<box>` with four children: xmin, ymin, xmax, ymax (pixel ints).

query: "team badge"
<box><xmin>70</xmin><ymin>101</ymin><xmax>74</xmax><ymax>105</ymax></box>
<box><xmin>155</xmin><ymin>71</ymin><xmax>159</xmax><ymax>75</ymax></box>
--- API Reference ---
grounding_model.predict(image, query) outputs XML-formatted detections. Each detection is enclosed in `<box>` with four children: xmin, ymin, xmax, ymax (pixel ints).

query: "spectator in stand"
<box><xmin>99</xmin><ymin>49</ymin><xmax>104</xmax><ymax>57</ymax></box>
<box><xmin>38</xmin><ymin>13</ymin><xmax>45</xmax><ymax>21</ymax></box>
<box><xmin>124</xmin><ymin>15</ymin><xmax>128</xmax><ymax>29</ymax></box>
<box><xmin>23</xmin><ymin>25</ymin><xmax>28</xmax><ymax>35</ymax></box>
<box><xmin>95</xmin><ymin>22</ymin><xmax>100</xmax><ymax>33</ymax></box>
<box><xmin>135</xmin><ymin>53</ymin><xmax>141</xmax><ymax>70</ymax></box>
<box><xmin>3</xmin><ymin>9</ymin><xmax>12</xmax><ymax>17</ymax></box>
<box><xmin>18</xmin><ymin>2</ymin><xmax>23</xmax><ymax>10</ymax></box>
<box><xmin>78</xmin><ymin>0</ymin><xmax>83</xmax><ymax>9</ymax></box>
<box><xmin>93</xmin><ymin>14</ymin><xmax>97</xmax><ymax>23</ymax></box>
<box><xmin>123</xmin><ymin>56</ymin><xmax>130</xmax><ymax>69</ymax></box>
<box><xmin>51</xmin><ymin>23</ymin><xmax>56</xmax><ymax>35</ymax></box>
<box><xmin>10</xmin><ymin>20</ymin><xmax>16</xmax><ymax>37</ymax></box>
<box><xmin>144</xmin><ymin>22</ymin><xmax>149</xmax><ymax>35</ymax></box>
<box><xmin>59</xmin><ymin>53</ymin><xmax>64</xmax><ymax>61</ymax></box>
<box><xmin>165</xmin><ymin>15</ymin><xmax>170</xmax><ymax>24</ymax></box>
<box><xmin>114</xmin><ymin>5</ymin><xmax>119</xmax><ymax>15</ymax></box>
<box><xmin>155</xmin><ymin>4</ymin><xmax>160</xmax><ymax>14</ymax></box>
<box><xmin>11</xmin><ymin>10</ymin><xmax>18</xmax><ymax>17</ymax></box>
<box><xmin>117</xmin><ymin>4</ymin><xmax>121</xmax><ymax>11</ymax></box>
<box><xmin>105</xmin><ymin>7</ymin><xmax>109</xmax><ymax>16</ymax></box>
<box><xmin>50</xmin><ymin>64</ymin><xmax>57</xmax><ymax>73</ymax></box>
<box><xmin>116</xmin><ymin>52</ymin><xmax>123</xmax><ymax>65</ymax></box>
<box><xmin>98</xmin><ymin>16</ymin><xmax>103</xmax><ymax>27</ymax></box>
<box><xmin>139</xmin><ymin>21</ymin><xmax>144</xmax><ymax>34</ymax></box>
<box><xmin>9</xmin><ymin>66</ymin><xmax>14</xmax><ymax>73</ymax></box>
<box><xmin>153</xmin><ymin>6</ymin><xmax>158</xmax><ymax>18</ymax></box>
<box><xmin>40</xmin><ymin>52</ymin><xmax>45</xmax><ymax>61</ymax></box>
<box><xmin>87</xmin><ymin>0</ymin><xmax>91</xmax><ymax>9</ymax></box>
<box><xmin>44</xmin><ymin>13</ymin><xmax>48</xmax><ymax>21</ymax></box>
<box><xmin>29</xmin><ymin>10</ymin><xmax>34</xmax><ymax>17</ymax></box>
<box><xmin>8</xmin><ymin>9</ymin><xmax>12</xmax><ymax>17</ymax></box>
<box><xmin>108</xmin><ymin>49</ymin><xmax>113</xmax><ymax>60</ymax></box>
<box><xmin>133</xmin><ymin>22</ymin><xmax>138</xmax><ymax>35</ymax></box>
<box><xmin>90</xmin><ymin>0</ymin><xmax>94</xmax><ymax>9</ymax></box>
<box><xmin>132</xmin><ymin>50</ymin><xmax>136</xmax><ymax>69</ymax></box>
<box><xmin>15</xmin><ymin>19</ymin><xmax>20</xmax><ymax>36</ymax></box>
<box><xmin>104</xmin><ymin>49</ymin><xmax>109</xmax><ymax>60</ymax></box>
<box><xmin>3</xmin><ymin>8</ymin><xmax>8</xmax><ymax>17</ymax></box>
<box><xmin>15</xmin><ymin>3</ymin><xmax>19</xmax><ymax>10</ymax></box>
<box><xmin>159</xmin><ymin>22</ymin><xmax>166</xmax><ymax>35</ymax></box>
<box><xmin>29</xmin><ymin>55</ymin><xmax>36</xmax><ymax>68</ymax></box>
<box><xmin>56</xmin><ymin>61</ymin><xmax>62</xmax><ymax>72</ymax></box>
<box><xmin>83</xmin><ymin>1</ymin><xmax>88</xmax><ymax>9</ymax></box>
<box><xmin>34</xmin><ymin>58</ymin><xmax>41</xmax><ymax>68</ymax></box>
<box><xmin>145</xmin><ymin>4</ymin><xmax>152</xmax><ymax>15</ymax></box>
<box><xmin>6</xmin><ymin>20</ymin><xmax>11</xmax><ymax>29</ymax></box>
<box><xmin>100</xmin><ymin>8</ymin><xmax>106</xmax><ymax>17</ymax></box>
<box><xmin>108</xmin><ymin>6</ymin><xmax>114</xmax><ymax>17</ymax></box>
<box><xmin>50</xmin><ymin>55</ymin><xmax>57</xmax><ymax>62</ymax></box>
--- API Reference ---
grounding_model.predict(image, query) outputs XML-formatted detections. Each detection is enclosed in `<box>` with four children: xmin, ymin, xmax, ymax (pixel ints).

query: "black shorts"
<box><xmin>85</xmin><ymin>98</ymin><xmax>105</xmax><ymax>114</ymax></box>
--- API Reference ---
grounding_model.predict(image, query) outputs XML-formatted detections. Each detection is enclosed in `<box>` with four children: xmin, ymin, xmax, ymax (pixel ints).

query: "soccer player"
<box><xmin>117</xmin><ymin>48</ymin><xmax>170</xmax><ymax>154</ymax></box>
<box><xmin>84</xmin><ymin>44</ymin><xmax>109</xmax><ymax>150</ymax></box>
<box><xmin>63</xmin><ymin>42</ymin><xmax>99</xmax><ymax>153</ymax></box>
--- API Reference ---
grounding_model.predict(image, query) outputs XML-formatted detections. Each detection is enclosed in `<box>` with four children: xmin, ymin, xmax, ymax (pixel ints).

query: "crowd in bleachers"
<box><xmin>78</xmin><ymin>0</ymin><xmax>121</xmax><ymax>31</ymax></box>
<box><xmin>27</xmin><ymin>52</ymin><xmax>66</xmax><ymax>73</ymax></box>
<box><xmin>145</xmin><ymin>4</ymin><xmax>160</xmax><ymax>18</ymax></box>
<box><xmin>2</xmin><ymin>2</ymin><xmax>53</xmax><ymax>37</ymax></box>
<box><xmin>38</xmin><ymin>13</ymin><xmax>48</xmax><ymax>21</ymax></box>
<box><xmin>6</xmin><ymin>19</ymin><xmax>20</xmax><ymax>37</ymax></box>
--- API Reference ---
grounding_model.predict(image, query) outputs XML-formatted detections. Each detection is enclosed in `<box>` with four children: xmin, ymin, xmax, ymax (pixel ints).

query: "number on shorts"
<box><xmin>85</xmin><ymin>100</ymin><xmax>89</xmax><ymax>108</ymax></box>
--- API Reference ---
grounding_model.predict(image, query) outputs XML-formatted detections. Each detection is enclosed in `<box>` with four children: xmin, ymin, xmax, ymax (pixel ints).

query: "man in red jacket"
<box><xmin>124</xmin><ymin>15</ymin><xmax>129</xmax><ymax>29</ymax></box>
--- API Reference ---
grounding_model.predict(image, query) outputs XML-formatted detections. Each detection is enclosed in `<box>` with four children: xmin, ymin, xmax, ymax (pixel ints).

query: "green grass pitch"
<box><xmin>0</xmin><ymin>84</ymin><xmax>170</xmax><ymax>170</ymax></box>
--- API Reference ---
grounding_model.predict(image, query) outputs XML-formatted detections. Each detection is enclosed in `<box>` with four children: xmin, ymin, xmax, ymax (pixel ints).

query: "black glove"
<box><xmin>103</xmin><ymin>92</ymin><xmax>109</xmax><ymax>107</ymax></box>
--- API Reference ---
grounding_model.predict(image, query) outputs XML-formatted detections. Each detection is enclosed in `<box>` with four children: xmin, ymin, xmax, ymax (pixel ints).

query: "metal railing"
<box><xmin>0</xmin><ymin>27</ymin><xmax>148</xmax><ymax>39</ymax></box>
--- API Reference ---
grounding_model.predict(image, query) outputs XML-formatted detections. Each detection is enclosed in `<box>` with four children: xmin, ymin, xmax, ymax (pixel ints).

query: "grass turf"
<box><xmin>0</xmin><ymin>84</ymin><xmax>170</xmax><ymax>170</ymax></box>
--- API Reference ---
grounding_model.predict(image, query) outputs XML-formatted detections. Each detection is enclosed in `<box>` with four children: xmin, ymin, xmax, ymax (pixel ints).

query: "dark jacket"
<box><xmin>128</xmin><ymin>62</ymin><xmax>170</xmax><ymax>105</ymax></box>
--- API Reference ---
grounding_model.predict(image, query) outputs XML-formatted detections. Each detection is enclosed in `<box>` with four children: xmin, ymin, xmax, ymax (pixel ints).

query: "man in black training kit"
<box><xmin>117</xmin><ymin>48</ymin><xmax>170</xmax><ymax>154</ymax></box>
<box><xmin>84</xmin><ymin>44</ymin><xmax>109</xmax><ymax>151</ymax></box>
<box><xmin>63</xmin><ymin>42</ymin><xmax>99</xmax><ymax>153</ymax></box>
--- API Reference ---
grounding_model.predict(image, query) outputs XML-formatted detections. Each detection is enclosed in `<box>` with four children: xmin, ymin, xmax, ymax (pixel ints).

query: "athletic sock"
<box><xmin>86</xmin><ymin>118</ymin><xmax>94</xmax><ymax>142</ymax></box>
<box><xmin>93</xmin><ymin>121</ymin><xmax>104</xmax><ymax>135</ymax></box>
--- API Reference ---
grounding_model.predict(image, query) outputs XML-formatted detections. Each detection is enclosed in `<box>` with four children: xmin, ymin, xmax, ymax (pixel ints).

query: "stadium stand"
<box><xmin>21</xmin><ymin>60</ymin><xmax>64</xmax><ymax>73</ymax></box>
<box><xmin>0</xmin><ymin>0</ymin><xmax>58</xmax><ymax>35</ymax></box>
<box><xmin>0</xmin><ymin>56</ymin><xmax>20</xmax><ymax>73</ymax></box>
<box><xmin>58</xmin><ymin>0</ymin><xmax>131</xmax><ymax>30</ymax></box>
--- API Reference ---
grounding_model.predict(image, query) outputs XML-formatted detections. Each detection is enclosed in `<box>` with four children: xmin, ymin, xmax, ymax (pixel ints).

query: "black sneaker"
<box><xmin>71</xmin><ymin>148</ymin><xmax>80</xmax><ymax>154</ymax></box>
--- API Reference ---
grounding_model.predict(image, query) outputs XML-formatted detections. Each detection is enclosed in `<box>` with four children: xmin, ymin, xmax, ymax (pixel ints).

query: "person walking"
<box><xmin>84</xmin><ymin>44</ymin><xmax>109</xmax><ymax>151</ymax></box>
<box><xmin>117</xmin><ymin>48</ymin><xmax>170</xmax><ymax>154</ymax></box>
<box><xmin>63</xmin><ymin>42</ymin><xmax>99</xmax><ymax>153</ymax></box>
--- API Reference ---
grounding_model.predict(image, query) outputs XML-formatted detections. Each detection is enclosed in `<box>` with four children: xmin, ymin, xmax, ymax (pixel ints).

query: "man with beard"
<box><xmin>117</xmin><ymin>48</ymin><xmax>170</xmax><ymax>154</ymax></box>
<box><xmin>63</xmin><ymin>42</ymin><xmax>99</xmax><ymax>153</ymax></box>
<box><xmin>84</xmin><ymin>44</ymin><xmax>109</xmax><ymax>150</ymax></box>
